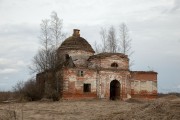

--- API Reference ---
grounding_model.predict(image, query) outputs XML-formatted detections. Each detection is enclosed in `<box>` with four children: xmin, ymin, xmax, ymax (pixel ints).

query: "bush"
<box><xmin>23</xmin><ymin>79</ymin><xmax>43</xmax><ymax>101</ymax></box>
<box><xmin>14</xmin><ymin>78</ymin><xmax>60</xmax><ymax>101</ymax></box>
<box><xmin>13</xmin><ymin>78</ymin><xmax>43</xmax><ymax>101</ymax></box>
<box><xmin>0</xmin><ymin>91</ymin><xmax>13</xmax><ymax>102</ymax></box>
<box><xmin>44</xmin><ymin>87</ymin><xmax>60</xmax><ymax>101</ymax></box>
<box><xmin>51</xmin><ymin>90</ymin><xmax>60</xmax><ymax>101</ymax></box>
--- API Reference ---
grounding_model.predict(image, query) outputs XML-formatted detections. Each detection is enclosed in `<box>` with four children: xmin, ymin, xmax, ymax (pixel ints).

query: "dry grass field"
<box><xmin>0</xmin><ymin>95</ymin><xmax>180</xmax><ymax>120</ymax></box>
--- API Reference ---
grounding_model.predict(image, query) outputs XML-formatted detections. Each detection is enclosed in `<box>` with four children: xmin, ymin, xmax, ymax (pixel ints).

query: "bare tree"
<box><xmin>119</xmin><ymin>23</ymin><xmax>134</xmax><ymax>67</ymax></box>
<box><xmin>13</xmin><ymin>78</ymin><xmax>43</xmax><ymax>101</ymax></box>
<box><xmin>99</xmin><ymin>27</ymin><xmax>108</xmax><ymax>52</ymax></box>
<box><xmin>98</xmin><ymin>26</ymin><xmax>119</xmax><ymax>53</ymax></box>
<box><xmin>29</xmin><ymin>11</ymin><xmax>65</xmax><ymax>98</ymax></box>
<box><xmin>50</xmin><ymin>11</ymin><xmax>66</xmax><ymax>93</ymax></box>
<box><xmin>30</xmin><ymin>12</ymin><xmax>65</xmax><ymax>73</ymax></box>
<box><xmin>40</xmin><ymin>19</ymin><xmax>52</xmax><ymax>71</ymax></box>
<box><xmin>97</xmin><ymin>24</ymin><xmax>133</xmax><ymax>55</ymax></box>
<box><xmin>30</xmin><ymin>19</ymin><xmax>52</xmax><ymax>73</ymax></box>
<box><xmin>30</xmin><ymin>48</ymin><xmax>58</xmax><ymax>73</ymax></box>
<box><xmin>93</xmin><ymin>41</ymin><xmax>102</xmax><ymax>54</ymax></box>
<box><xmin>50</xmin><ymin>11</ymin><xmax>65</xmax><ymax>48</ymax></box>
<box><xmin>119</xmin><ymin>23</ymin><xmax>132</xmax><ymax>55</ymax></box>
<box><xmin>107</xmin><ymin>26</ymin><xmax>117</xmax><ymax>53</ymax></box>
<box><xmin>40</xmin><ymin>19</ymin><xmax>52</xmax><ymax>51</ymax></box>
<box><xmin>31</xmin><ymin>50</ymin><xmax>46</xmax><ymax>73</ymax></box>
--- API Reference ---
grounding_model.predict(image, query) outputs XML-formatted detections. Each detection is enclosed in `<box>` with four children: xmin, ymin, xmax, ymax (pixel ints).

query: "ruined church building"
<box><xmin>37</xmin><ymin>29</ymin><xmax>158</xmax><ymax>100</ymax></box>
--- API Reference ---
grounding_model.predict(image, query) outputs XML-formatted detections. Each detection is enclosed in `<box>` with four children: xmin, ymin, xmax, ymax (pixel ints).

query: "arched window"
<box><xmin>111</xmin><ymin>62</ymin><xmax>118</xmax><ymax>68</ymax></box>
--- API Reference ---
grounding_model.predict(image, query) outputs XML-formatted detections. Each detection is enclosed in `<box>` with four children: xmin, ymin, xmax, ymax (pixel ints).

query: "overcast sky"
<box><xmin>0</xmin><ymin>0</ymin><xmax>180</xmax><ymax>93</ymax></box>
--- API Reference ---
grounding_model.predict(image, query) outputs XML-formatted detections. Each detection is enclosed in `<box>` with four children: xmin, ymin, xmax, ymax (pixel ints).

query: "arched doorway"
<box><xmin>110</xmin><ymin>80</ymin><xmax>120</xmax><ymax>100</ymax></box>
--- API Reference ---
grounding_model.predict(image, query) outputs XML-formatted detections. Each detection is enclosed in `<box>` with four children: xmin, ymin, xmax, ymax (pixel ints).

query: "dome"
<box><xmin>58</xmin><ymin>29</ymin><xmax>95</xmax><ymax>53</ymax></box>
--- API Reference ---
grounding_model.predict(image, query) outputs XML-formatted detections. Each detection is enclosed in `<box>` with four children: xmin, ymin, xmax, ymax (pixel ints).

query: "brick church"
<box><xmin>37</xmin><ymin>29</ymin><xmax>158</xmax><ymax>100</ymax></box>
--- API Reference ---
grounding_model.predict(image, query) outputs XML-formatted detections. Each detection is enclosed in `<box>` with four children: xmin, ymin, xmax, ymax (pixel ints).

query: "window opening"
<box><xmin>65</xmin><ymin>54</ymin><xmax>70</xmax><ymax>60</ymax></box>
<box><xmin>78</xmin><ymin>70</ymin><xmax>84</xmax><ymax>77</ymax></box>
<box><xmin>84</xmin><ymin>84</ymin><xmax>91</xmax><ymax>92</ymax></box>
<box><xmin>111</xmin><ymin>62</ymin><xmax>118</xmax><ymax>67</ymax></box>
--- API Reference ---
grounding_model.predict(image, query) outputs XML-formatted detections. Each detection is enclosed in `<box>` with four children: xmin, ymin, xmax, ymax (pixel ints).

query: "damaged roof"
<box><xmin>58</xmin><ymin>36</ymin><xmax>95</xmax><ymax>53</ymax></box>
<box><xmin>88</xmin><ymin>52</ymin><xmax>128</xmax><ymax>60</ymax></box>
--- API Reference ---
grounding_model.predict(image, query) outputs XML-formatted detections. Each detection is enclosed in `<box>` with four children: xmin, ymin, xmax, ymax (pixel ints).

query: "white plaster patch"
<box><xmin>68</xmin><ymin>75</ymin><xmax>76</xmax><ymax>81</ymax></box>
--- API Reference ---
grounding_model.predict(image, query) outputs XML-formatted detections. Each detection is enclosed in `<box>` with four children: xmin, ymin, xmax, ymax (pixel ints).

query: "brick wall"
<box><xmin>62</xmin><ymin>68</ymin><xmax>97</xmax><ymax>99</ymax></box>
<box><xmin>88</xmin><ymin>54</ymin><xmax>129</xmax><ymax>70</ymax></box>
<box><xmin>130</xmin><ymin>71</ymin><xmax>158</xmax><ymax>99</ymax></box>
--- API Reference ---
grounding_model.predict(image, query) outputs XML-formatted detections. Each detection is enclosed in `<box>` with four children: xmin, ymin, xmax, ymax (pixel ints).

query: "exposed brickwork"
<box><xmin>130</xmin><ymin>71</ymin><xmax>158</xmax><ymax>99</ymax></box>
<box><xmin>36</xmin><ymin>29</ymin><xmax>158</xmax><ymax>100</ymax></box>
<box><xmin>130</xmin><ymin>71</ymin><xmax>157</xmax><ymax>81</ymax></box>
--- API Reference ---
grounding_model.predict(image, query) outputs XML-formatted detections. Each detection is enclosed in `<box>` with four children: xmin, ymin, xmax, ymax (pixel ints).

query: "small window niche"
<box><xmin>83</xmin><ymin>84</ymin><xmax>91</xmax><ymax>92</ymax></box>
<box><xmin>77</xmin><ymin>70</ymin><xmax>84</xmax><ymax>77</ymax></box>
<box><xmin>65</xmin><ymin>54</ymin><xmax>70</xmax><ymax>60</ymax></box>
<box><xmin>111</xmin><ymin>62</ymin><xmax>118</xmax><ymax>68</ymax></box>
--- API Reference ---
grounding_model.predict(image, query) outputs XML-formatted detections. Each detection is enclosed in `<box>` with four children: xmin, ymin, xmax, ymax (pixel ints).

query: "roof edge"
<box><xmin>131</xmin><ymin>71</ymin><xmax>158</xmax><ymax>74</ymax></box>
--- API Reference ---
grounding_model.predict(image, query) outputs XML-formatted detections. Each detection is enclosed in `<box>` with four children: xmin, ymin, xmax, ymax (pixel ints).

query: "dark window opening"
<box><xmin>78</xmin><ymin>70</ymin><xmax>84</xmax><ymax>77</ymax></box>
<box><xmin>111</xmin><ymin>62</ymin><xmax>118</xmax><ymax>67</ymax></box>
<box><xmin>84</xmin><ymin>84</ymin><xmax>91</xmax><ymax>92</ymax></box>
<box><xmin>65</xmin><ymin>54</ymin><xmax>70</xmax><ymax>60</ymax></box>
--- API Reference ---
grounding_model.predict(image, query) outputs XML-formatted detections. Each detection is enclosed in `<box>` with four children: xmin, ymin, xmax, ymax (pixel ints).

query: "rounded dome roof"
<box><xmin>58</xmin><ymin>29</ymin><xmax>95</xmax><ymax>53</ymax></box>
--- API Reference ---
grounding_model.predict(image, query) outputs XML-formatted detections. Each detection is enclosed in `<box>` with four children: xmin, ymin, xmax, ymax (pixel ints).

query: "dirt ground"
<box><xmin>0</xmin><ymin>95</ymin><xmax>180</xmax><ymax>120</ymax></box>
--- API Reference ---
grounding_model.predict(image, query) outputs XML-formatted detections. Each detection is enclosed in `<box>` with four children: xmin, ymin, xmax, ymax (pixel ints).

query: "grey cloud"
<box><xmin>0</xmin><ymin>23</ymin><xmax>39</xmax><ymax>58</ymax></box>
<box><xmin>171</xmin><ymin>0</ymin><xmax>180</xmax><ymax>11</ymax></box>
<box><xmin>0</xmin><ymin>24</ymin><xmax>39</xmax><ymax>37</ymax></box>
<box><xmin>0</xmin><ymin>68</ymin><xmax>18</xmax><ymax>74</ymax></box>
<box><xmin>162</xmin><ymin>0</ymin><xmax>180</xmax><ymax>13</ymax></box>
<box><xmin>0</xmin><ymin>58</ymin><xmax>28</xmax><ymax>69</ymax></box>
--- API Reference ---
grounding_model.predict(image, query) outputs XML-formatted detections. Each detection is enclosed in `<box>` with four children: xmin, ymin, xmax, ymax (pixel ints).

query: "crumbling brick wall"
<box><xmin>130</xmin><ymin>71</ymin><xmax>158</xmax><ymax>99</ymax></box>
<box><xmin>62</xmin><ymin>68</ymin><xmax>97</xmax><ymax>99</ymax></box>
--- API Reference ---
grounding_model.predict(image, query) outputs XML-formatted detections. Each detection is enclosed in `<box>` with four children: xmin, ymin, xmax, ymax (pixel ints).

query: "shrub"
<box><xmin>0</xmin><ymin>91</ymin><xmax>13</xmax><ymax>102</ymax></box>
<box><xmin>13</xmin><ymin>78</ymin><xmax>43</xmax><ymax>101</ymax></box>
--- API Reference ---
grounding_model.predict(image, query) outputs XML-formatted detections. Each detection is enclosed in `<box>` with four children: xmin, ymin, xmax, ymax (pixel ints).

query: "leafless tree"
<box><xmin>29</xmin><ymin>11</ymin><xmax>65</xmax><ymax>98</ymax></box>
<box><xmin>107</xmin><ymin>26</ymin><xmax>117</xmax><ymax>53</ymax></box>
<box><xmin>13</xmin><ymin>81</ymin><xmax>24</xmax><ymax>98</ymax></box>
<box><xmin>40</xmin><ymin>19</ymin><xmax>52</xmax><ymax>71</ymax></box>
<box><xmin>98</xmin><ymin>26</ymin><xmax>119</xmax><ymax>53</ymax></box>
<box><xmin>30</xmin><ymin>48</ymin><xmax>57</xmax><ymax>73</ymax></box>
<box><xmin>119</xmin><ymin>23</ymin><xmax>132</xmax><ymax>55</ymax></box>
<box><xmin>99</xmin><ymin>27</ymin><xmax>108</xmax><ymax>52</ymax></box>
<box><xmin>13</xmin><ymin>78</ymin><xmax>43</xmax><ymax>101</ymax></box>
<box><xmin>30</xmin><ymin>12</ymin><xmax>65</xmax><ymax>73</ymax></box>
<box><xmin>119</xmin><ymin>23</ymin><xmax>134</xmax><ymax>67</ymax></box>
<box><xmin>49</xmin><ymin>11</ymin><xmax>66</xmax><ymax>93</ymax></box>
<box><xmin>97</xmin><ymin>24</ymin><xmax>134</xmax><ymax>68</ymax></box>
<box><xmin>40</xmin><ymin>19</ymin><xmax>52</xmax><ymax>50</ymax></box>
<box><xmin>93</xmin><ymin>41</ymin><xmax>102</xmax><ymax>54</ymax></box>
<box><xmin>50</xmin><ymin>11</ymin><xmax>65</xmax><ymax>48</ymax></box>
<box><xmin>31</xmin><ymin>50</ymin><xmax>46</xmax><ymax>73</ymax></box>
<box><xmin>30</xmin><ymin>20</ymin><xmax>51</xmax><ymax>73</ymax></box>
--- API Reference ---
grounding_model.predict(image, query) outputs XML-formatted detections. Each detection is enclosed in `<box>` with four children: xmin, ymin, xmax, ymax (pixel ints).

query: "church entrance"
<box><xmin>110</xmin><ymin>80</ymin><xmax>120</xmax><ymax>100</ymax></box>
